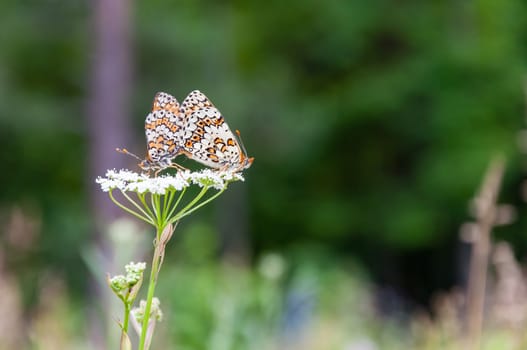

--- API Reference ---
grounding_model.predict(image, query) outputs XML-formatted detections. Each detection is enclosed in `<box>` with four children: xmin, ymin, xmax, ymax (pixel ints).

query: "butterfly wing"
<box><xmin>181</xmin><ymin>105</ymin><xmax>252</xmax><ymax>171</ymax></box>
<box><xmin>179</xmin><ymin>90</ymin><xmax>215</xmax><ymax>120</ymax></box>
<box><xmin>144</xmin><ymin>92</ymin><xmax>185</xmax><ymax>166</ymax></box>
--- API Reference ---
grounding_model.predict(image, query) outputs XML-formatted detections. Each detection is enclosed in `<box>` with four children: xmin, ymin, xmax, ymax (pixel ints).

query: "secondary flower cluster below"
<box><xmin>96</xmin><ymin>169</ymin><xmax>245</xmax><ymax>194</ymax></box>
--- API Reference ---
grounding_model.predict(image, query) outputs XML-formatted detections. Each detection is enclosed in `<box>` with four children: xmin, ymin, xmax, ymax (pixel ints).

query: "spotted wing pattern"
<box><xmin>179</xmin><ymin>90</ymin><xmax>254</xmax><ymax>171</ymax></box>
<box><xmin>142</xmin><ymin>92</ymin><xmax>185</xmax><ymax>169</ymax></box>
<box><xmin>179</xmin><ymin>90</ymin><xmax>215</xmax><ymax>119</ymax></box>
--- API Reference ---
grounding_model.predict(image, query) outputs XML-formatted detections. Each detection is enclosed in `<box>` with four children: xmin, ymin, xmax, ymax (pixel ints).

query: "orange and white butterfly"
<box><xmin>178</xmin><ymin>90</ymin><xmax>254</xmax><ymax>172</ymax></box>
<box><xmin>117</xmin><ymin>92</ymin><xmax>186</xmax><ymax>173</ymax></box>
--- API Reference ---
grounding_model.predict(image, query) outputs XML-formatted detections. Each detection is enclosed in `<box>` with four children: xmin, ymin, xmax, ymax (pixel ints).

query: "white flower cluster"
<box><xmin>96</xmin><ymin>169</ymin><xmax>244</xmax><ymax>194</ymax></box>
<box><xmin>125</xmin><ymin>261</ymin><xmax>147</xmax><ymax>284</ymax></box>
<box><xmin>109</xmin><ymin>261</ymin><xmax>146</xmax><ymax>290</ymax></box>
<box><xmin>133</xmin><ymin>297</ymin><xmax>163</xmax><ymax>322</ymax></box>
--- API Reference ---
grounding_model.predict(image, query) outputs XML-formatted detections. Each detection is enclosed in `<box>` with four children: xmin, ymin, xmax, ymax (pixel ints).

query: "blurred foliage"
<box><xmin>18</xmin><ymin>233</ymin><xmax>527</xmax><ymax>350</ymax></box>
<box><xmin>1</xmin><ymin>0</ymin><xmax>527</xmax><ymax>340</ymax></box>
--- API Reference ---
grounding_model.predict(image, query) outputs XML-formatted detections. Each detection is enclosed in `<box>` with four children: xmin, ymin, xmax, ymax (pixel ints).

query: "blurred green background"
<box><xmin>1</xmin><ymin>0</ymin><xmax>527</xmax><ymax>349</ymax></box>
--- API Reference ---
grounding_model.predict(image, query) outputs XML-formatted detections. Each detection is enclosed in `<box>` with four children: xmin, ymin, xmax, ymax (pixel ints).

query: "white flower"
<box><xmin>125</xmin><ymin>261</ymin><xmax>146</xmax><ymax>276</ymax></box>
<box><xmin>109</xmin><ymin>275</ymin><xmax>127</xmax><ymax>291</ymax></box>
<box><xmin>95</xmin><ymin>169</ymin><xmax>244</xmax><ymax>194</ymax></box>
<box><xmin>132</xmin><ymin>297</ymin><xmax>163</xmax><ymax>323</ymax></box>
<box><xmin>189</xmin><ymin>169</ymin><xmax>245</xmax><ymax>190</ymax></box>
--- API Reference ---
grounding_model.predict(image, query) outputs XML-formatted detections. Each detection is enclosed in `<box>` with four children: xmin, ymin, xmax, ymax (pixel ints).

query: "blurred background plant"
<box><xmin>1</xmin><ymin>0</ymin><xmax>527</xmax><ymax>349</ymax></box>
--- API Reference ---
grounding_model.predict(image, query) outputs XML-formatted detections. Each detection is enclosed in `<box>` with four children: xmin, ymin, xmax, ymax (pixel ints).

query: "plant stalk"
<box><xmin>123</xmin><ymin>302</ymin><xmax>131</xmax><ymax>333</ymax></box>
<box><xmin>138</xmin><ymin>225</ymin><xmax>164</xmax><ymax>350</ymax></box>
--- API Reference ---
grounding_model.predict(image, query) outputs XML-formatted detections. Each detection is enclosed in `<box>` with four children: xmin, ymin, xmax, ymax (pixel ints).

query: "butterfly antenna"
<box><xmin>116</xmin><ymin>148</ymin><xmax>142</xmax><ymax>161</ymax></box>
<box><xmin>235</xmin><ymin>130</ymin><xmax>250</xmax><ymax>156</ymax></box>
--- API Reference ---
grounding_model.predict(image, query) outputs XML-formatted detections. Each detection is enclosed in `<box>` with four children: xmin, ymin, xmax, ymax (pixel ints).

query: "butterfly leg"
<box><xmin>167</xmin><ymin>149</ymin><xmax>193</xmax><ymax>172</ymax></box>
<box><xmin>152</xmin><ymin>163</ymin><xmax>188</xmax><ymax>177</ymax></box>
<box><xmin>168</xmin><ymin>163</ymin><xmax>189</xmax><ymax>172</ymax></box>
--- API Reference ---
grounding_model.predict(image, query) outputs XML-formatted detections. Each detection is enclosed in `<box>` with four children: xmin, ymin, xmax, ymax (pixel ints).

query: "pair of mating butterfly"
<box><xmin>118</xmin><ymin>90</ymin><xmax>253</xmax><ymax>175</ymax></box>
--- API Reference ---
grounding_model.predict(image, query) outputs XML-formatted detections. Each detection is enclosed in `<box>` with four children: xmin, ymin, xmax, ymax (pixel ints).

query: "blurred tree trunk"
<box><xmin>88</xmin><ymin>0</ymin><xmax>133</xmax><ymax>224</ymax></box>
<box><xmin>87</xmin><ymin>0</ymin><xmax>133</xmax><ymax>347</ymax></box>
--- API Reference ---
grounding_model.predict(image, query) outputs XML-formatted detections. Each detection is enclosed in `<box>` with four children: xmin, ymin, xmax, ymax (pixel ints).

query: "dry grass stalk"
<box><xmin>464</xmin><ymin>157</ymin><xmax>505</xmax><ymax>350</ymax></box>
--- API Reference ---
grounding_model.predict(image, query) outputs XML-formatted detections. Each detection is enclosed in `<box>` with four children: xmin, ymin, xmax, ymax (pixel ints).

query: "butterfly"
<box><xmin>116</xmin><ymin>92</ymin><xmax>186</xmax><ymax>174</ymax></box>
<box><xmin>178</xmin><ymin>90</ymin><xmax>254</xmax><ymax>172</ymax></box>
<box><xmin>118</xmin><ymin>90</ymin><xmax>253</xmax><ymax>174</ymax></box>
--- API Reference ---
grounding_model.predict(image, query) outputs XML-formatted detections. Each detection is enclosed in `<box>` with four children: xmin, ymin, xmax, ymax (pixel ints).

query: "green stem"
<box><xmin>165</xmin><ymin>187</ymin><xmax>187</xmax><ymax>221</ymax></box>
<box><xmin>109</xmin><ymin>190</ymin><xmax>154</xmax><ymax>225</ymax></box>
<box><xmin>137</xmin><ymin>192</ymin><xmax>156</xmax><ymax>220</ymax></box>
<box><xmin>155</xmin><ymin>196</ymin><xmax>163</xmax><ymax>228</ymax></box>
<box><xmin>162</xmin><ymin>190</ymin><xmax>175</xmax><ymax>222</ymax></box>
<box><xmin>138</xmin><ymin>226</ymin><xmax>164</xmax><ymax>350</ymax></box>
<box><xmin>122</xmin><ymin>301</ymin><xmax>131</xmax><ymax>333</ymax></box>
<box><xmin>172</xmin><ymin>187</ymin><xmax>225</xmax><ymax>223</ymax></box>
<box><xmin>150</xmin><ymin>194</ymin><xmax>156</xmax><ymax>218</ymax></box>
<box><xmin>122</xmin><ymin>191</ymin><xmax>155</xmax><ymax>222</ymax></box>
<box><xmin>169</xmin><ymin>186</ymin><xmax>209</xmax><ymax>223</ymax></box>
<box><xmin>150</xmin><ymin>194</ymin><xmax>161</xmax><ymax>227</ymax></box>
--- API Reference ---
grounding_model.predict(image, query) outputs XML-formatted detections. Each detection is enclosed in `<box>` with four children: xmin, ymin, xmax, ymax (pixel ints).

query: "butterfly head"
<box><xmin>138</xmin><ymin>158</ymin><xmax>155</xmax><ymax>171</ymax></box>
<box><xmin>238</xmin><ymin>154</ymin><xmax>254</xmax><ymax>171</ymax></box>
<box><xmin>117</xmin><ymin>148</ymin><xmax>169</xmax><ymax>173</ymax></box>
<box><xmin>138</xmin><ymin>155</ymin><xmax>173</xmax><ymax>172</ymax></box>
<box><xmin>220</xmin><ymin>148</ymin><xmax>253</xmax><ymax>172</ymax></box>
<box><xmin>234</xmin><ymin>130</ymin><xmax>254</xmax><ymax>171</ymax></box>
